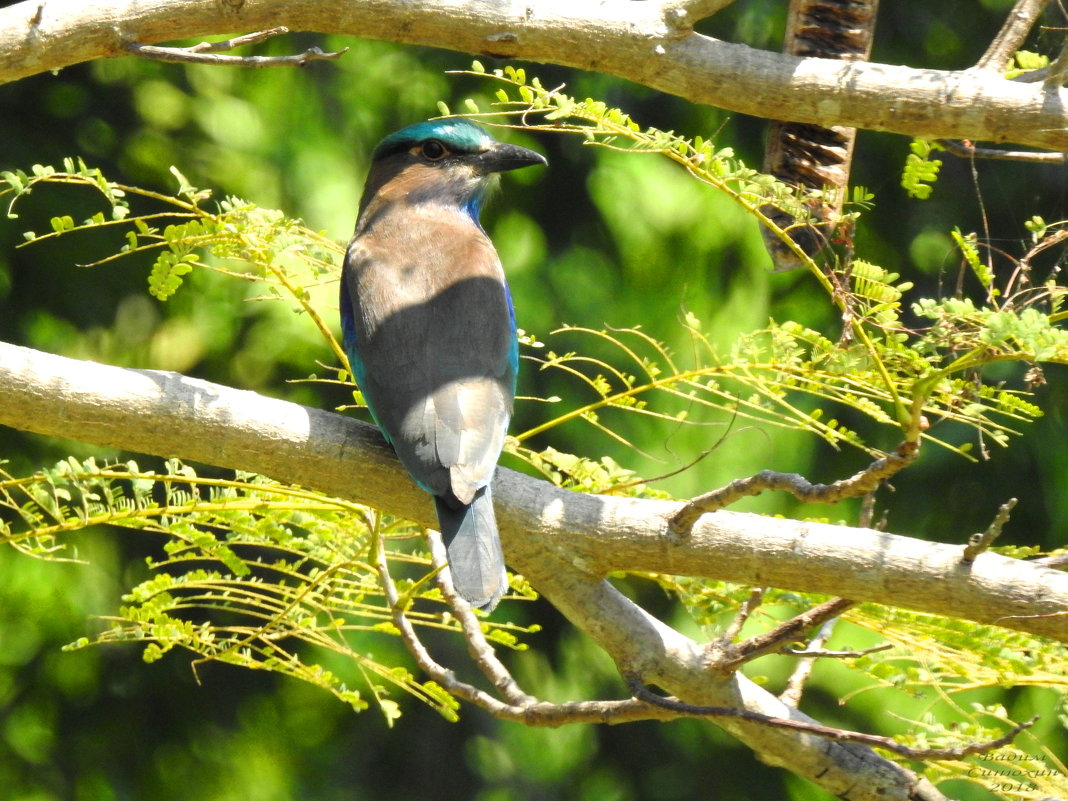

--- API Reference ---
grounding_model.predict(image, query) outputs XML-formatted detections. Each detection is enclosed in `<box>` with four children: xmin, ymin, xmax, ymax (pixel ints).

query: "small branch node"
<box><xmin>962</xmin><ymin>498</ymin><xmax>1018</xmax><ymax>563</ymax></box>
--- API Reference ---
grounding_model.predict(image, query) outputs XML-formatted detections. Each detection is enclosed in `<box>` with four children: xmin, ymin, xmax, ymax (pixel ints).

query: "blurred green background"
<box><xmin>2</xmin><ymin>1</ymin><xmax>1066</xmax><ymax>799</ymax></box>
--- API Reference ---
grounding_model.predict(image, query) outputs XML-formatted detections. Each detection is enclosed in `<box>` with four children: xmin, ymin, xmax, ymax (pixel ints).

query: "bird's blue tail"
<box><xmin>434</xmin><ymin>488</ymin><xmax>507</xmax><ymax>611</ymax></box>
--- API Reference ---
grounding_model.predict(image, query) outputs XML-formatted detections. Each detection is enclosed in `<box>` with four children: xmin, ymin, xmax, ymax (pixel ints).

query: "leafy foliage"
<box><xmin>902</xmin><ymin>139</ymin><xmax>944</xmax><ymax>200</ymax></box>
<box><xmin>3</xmin><ymin>158</ymin><xmax>349</xmax><ymax>368</ymax></box>
<box><xmin>6</xmin><ymin>95</ymin><xmax>1068</xmax><ymax>466</ymax></box>
<box><xmin>448</xmin><ymin>64</ymin><xmax>1068</xmax><ymax>461</ymax></box>
<box><xmin>664</xmin><ymin>577</ymin><xmax>1068</xmax><ymax>798</ymax></box>
<box><xmin>3</xmin><ymin>67</ymin><xmax>1068</xmax><ymax>785</ymax></box>
<box><xmin>0</xmin><ymin>457</ymin><xmax>536</xmax><ymax>723</ymax></box>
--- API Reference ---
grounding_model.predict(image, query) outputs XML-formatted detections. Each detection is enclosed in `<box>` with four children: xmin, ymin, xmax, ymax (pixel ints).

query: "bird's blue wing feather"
<box><xmin>434</xmin><ymin>487</ymin><xmax>507</xmax><ymax>610</ymax></box>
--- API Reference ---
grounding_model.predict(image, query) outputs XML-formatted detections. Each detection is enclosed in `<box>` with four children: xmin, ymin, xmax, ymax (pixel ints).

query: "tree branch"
<box><xmin>1</xmin><ymin>339</ymin><xmax>1066</xmax><ymax>648</ymax></box>
<box><xmin>936</xmin><ymin>137</ymin><xmax>1068</xmax><ymax>163</ymax></box>
<box><xmin>5</xmin><ymin>340</ymin><xmax>1065</xmax><ymax>799</ymax></box>
<box><xmin>627</xmin><ymin>678</ymin><xmax>1037</xmax><ymax>762</ymax></box>
<box><xmin>708</xmin><ymin>597</ymin><xmax>857</xmax><ymax>673</ymax></box>
<box><xmin>975</xmin><ymin>0</ymin><xmax>1050</xmax><ymax>71</ymax></box>
<box><xmin>126</xmin><ymin>40</ymin><xmax>348</xmax><ymax>67</ymax></box>
<box><xmin>1</xmin><ymin>0</ymin><xmax>1067</xmax><ymax>151</ymax></box>
<box><xmin>670</xmin><ymin>449</ymin><xmax>915</xmax><ymax>533</ymax></box>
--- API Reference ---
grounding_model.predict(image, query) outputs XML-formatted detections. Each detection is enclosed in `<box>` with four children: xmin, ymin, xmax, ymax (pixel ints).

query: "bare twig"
<box><xmin>373</xmin><ymin>518</ymin><xmax>685</xmax><ymax>726</ymax></box>
<box><xmin>1020</xmin><ymin>226</ymin><xmax>1068</xmax><ymax>273</ymax></box>
<box><xmin>709</xmin><ymin>597</ymin><xmax>856</xmax><ymax>673</ymax></box>
<box><xmin>719</xmin><ymin>587</ymin><xmax>765</xmax><ymax>643</ymax></box>
<box><xmin>125</xmin><ymin>28</ymin><xmax>349</xmax><ymax>68</ymax></box>
<box><xmin>936</xmin><ymin>138</ymin><xmax>1068</xmax><ymax>164</ymax></box>
<box><xmin>627</xmin><ymin>676</ymin><xmax>1038</xmax><ymax>761</ymax></box>
<box><xmin>372</xmin><ymin>522</ymin><xmax>505</xmax><ymax>713</ymax></box>
<box><xmin>183</xmin><ymin>27</ymin><xmax>292</xmax><ymax>53</ymax></box>
<box><xmin>975</xmin><ymin>0</ymin><xmax>1050</xmax><ymax>71</ymax></box>
<box><xmin>670</xmin><ymin>447</ymin><xmax>915</xmax><ymax>534</ymax></box>
<box><xmin>779</xmin><ymin>617</ymin><xmax>838</xmax><ymax>707</ymax></box>
<box><xmin>425</xmin><ymin>530</ymin><xmax>534</xmax><ymax>706</ymax></box>
<box><xmin>782</xmin><ymin>642</ymin><xmax>893</xmax><ymax>659</ymax></box>
<box><xmin>962</xmin><ymin>498</ymin><xmax>1018</xmax><ymax>562</ymax></box>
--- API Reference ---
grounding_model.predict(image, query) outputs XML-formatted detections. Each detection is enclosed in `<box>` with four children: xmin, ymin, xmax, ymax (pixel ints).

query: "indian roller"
<box><xmin>340</xmin><ymin>119</ymin><xmax>546</xmax><ymax>611</ymax></box>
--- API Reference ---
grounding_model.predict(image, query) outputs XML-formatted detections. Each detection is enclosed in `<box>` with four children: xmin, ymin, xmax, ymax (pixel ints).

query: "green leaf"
<box><xmin>49</xmin><ymin>215</ymin><xmax>74</xmax><ymax>232</ymax></box>
<box><xmin>951</xmin><ymin>227</ymin><xmax>994</xmax><ymax>292</ymax></box>
<box><xmin>901</xmin><ymin>139</ymin><xmax>942</xmax><ymax>200</ymax></box>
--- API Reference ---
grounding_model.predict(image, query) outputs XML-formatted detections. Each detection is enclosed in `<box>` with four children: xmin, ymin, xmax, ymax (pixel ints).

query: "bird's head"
<box><xmin>358</xmin><ymin>119</ymin><xmax>546</xmax><ymax>221</ymax></box>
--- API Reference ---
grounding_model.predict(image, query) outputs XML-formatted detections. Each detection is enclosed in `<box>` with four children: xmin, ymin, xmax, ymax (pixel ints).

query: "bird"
<box><xmin>340</xmin><ymin>119</ymin><xmax>546</xmax><ymax>611</ymax></box>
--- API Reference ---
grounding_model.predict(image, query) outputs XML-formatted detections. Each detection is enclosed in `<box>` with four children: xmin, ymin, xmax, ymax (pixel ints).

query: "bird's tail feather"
<box><xmin>434</xmin><ymin>488</ymin><xmax>507</xmax><ymax>611</ymax></box>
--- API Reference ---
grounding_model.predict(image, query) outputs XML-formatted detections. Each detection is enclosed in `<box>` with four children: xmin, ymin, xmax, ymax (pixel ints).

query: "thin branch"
<box><xmin>780</xmin><ymin>617</ymin><xmax>838</xmax><ymax>707</ymax></box>
<box><xmin>627</xmin><ymin>677</ymin><xmax>1038</xmax><ymax>761</ymax></box>
<box><xmin>373</xmin><ymin>519</ymin><xmax>506</xmax><ymax>712</ymax></box>
<box><xmin>709</xmin><ymin>597</ymin><xmax>856</xmax><ymax>673</ymax></box>
<box><xmin>373</xmin><ymin>513</ymin><xmax>686</xmax><ymax>726</ymax></box>
<box><xmin>425</xmin><ymin>530</ymin><xmax>534</xmax><ymax>707</ymax></box>
<box><xmin>782</xmin><ymin>643</ymin><xmax>893</xmax><ymax>659</ymax></box>
<box><xmin>184</xmin><ymin>27</ymin><xmax>292</xmax><ymax>53</ymax></box>
<box><xmin>719</xmin><ymin>587</ymin><xmax>764</xmax><ymax>643</ymax></box>
<box><xmin>961</xmin><ymin>498</ymin><xmax>1018</xmax><ymax>562</ymax></box>
<box><xmin>936</xmin><ymin>138</ymin><xmax>1068</xmax><ymax>164</ymax></box>
<box><xmin>2</xmin><ymin>0</ymin><xmax>1068</xmax><ymax>151</ymax></box>
<box><xmin>670</xmin><ymin>446</ymin><xmax>915</xmax><ymax>533</ymax></box>
<box><xmin>125</xmin><ymin>30</ymin><xmax>349</xmax><ymax>68</ymax></box>
<box><xmin>1046</xmin><ymin>36</ymin><xmax>1068</xmax><ymax>88</ymax></box>
<box><xmin>975</xmin><ymin>0</ymin><xmax>1050</xmax><ymax>70</ymax></box>
<box><xmin>777</xmin><ymin>619</ymin><xmax>833</xmax><ymax>704</ymax></box>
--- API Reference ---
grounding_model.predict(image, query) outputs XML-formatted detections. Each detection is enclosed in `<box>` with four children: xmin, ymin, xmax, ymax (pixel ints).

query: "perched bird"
<box><xmin>340</xmin><ymin>119</ymin><xmax>546</xmax><ymax>611</ymax></box>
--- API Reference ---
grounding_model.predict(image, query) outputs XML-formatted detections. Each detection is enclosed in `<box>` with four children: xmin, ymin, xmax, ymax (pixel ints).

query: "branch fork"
<box><xmin>380</xmin><ymin>530</ymin><xmax>1037</xmax><ymax>766</ymax></box>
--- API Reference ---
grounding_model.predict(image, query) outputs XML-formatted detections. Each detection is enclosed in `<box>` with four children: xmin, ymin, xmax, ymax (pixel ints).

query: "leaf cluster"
<box><xmin>663</xmin><ymin>576</ymin><xmax>1068</xmax><ymax>797</ymax></box>
<box><xmin>0</xmin><ymin>457</ymin><xmax>536</xmax><ymax>724</ymax></box>
<box><xmin>444</xmin><ymin>64</ymin><xmax>1068</xmax><ymax>461</ymax></box>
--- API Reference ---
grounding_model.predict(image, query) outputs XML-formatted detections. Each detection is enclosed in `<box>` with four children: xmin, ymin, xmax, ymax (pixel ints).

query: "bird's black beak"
<box><xmin>476</xmin><ymin>141</ymin><xmax>548</xmax><ymax>174</ymax></box>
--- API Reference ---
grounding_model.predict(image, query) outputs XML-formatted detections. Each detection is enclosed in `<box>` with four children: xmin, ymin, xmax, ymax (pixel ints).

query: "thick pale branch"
<box><xmin>1</xmin><ymin>340</ymin><xmax>1066</xmax><ymax>648</ymax></box>
<box><xmin>1</xmin><ymin>0</ymin><xmax>1066</xmax><ymax>151</ymax></box>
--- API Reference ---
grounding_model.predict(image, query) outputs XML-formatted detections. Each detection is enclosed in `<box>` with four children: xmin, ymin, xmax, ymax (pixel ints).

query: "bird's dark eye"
<box><xmin>420</xmin><ymin>139</ymin><xmax>449</xmax><ymax>161</ymax></box>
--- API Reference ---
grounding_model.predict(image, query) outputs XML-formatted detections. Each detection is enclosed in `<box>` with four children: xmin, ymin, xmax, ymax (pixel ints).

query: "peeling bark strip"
<box><xmin>762</xmin><ymin>0</ymin><xmax>879</xmax><ymax>270</ymax></box>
